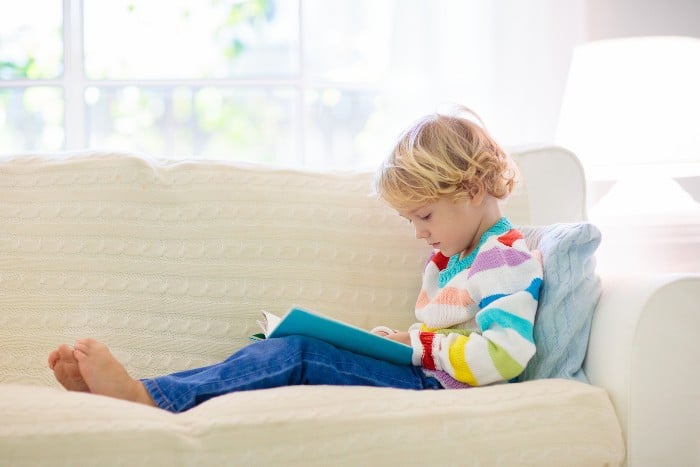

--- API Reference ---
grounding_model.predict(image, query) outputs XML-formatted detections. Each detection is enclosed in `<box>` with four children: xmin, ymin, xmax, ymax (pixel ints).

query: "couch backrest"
<box><xmin>509</xmin><ymin>146</ymin><xmax>587</xmax><ymax>224</ymax></box>
<box><xmin>0</xmin><ymin>146</ymin><xmax>585</xmax><ymax>385</ymax></box>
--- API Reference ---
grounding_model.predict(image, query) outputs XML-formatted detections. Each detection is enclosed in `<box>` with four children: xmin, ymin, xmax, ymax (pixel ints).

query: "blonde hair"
<box><xmin>375</xmin><ymin>106</ymin><xmax>516</xmax><ymax>210</ymax></box>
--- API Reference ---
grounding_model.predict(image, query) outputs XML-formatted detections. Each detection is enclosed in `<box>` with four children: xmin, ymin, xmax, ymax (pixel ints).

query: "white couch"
<box><xmin>0</xmin><ymin>147</ymin><xmax>697</xmax><ymax>466</ymax></box>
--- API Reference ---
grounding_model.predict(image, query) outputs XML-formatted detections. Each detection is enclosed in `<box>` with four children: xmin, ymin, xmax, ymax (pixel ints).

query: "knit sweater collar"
<box><xmin>438</xmin><ymin>217</ymin><xmax>512</xmax><ymax>287</ymax></box>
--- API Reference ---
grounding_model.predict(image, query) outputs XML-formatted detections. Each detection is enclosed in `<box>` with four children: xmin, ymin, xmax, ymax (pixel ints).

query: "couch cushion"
<box><xmin>518</xmin><ymin>223</ymin><xmax>602</xmax><ymax>382</ymax></box>
<box><xmin>0</xmin><ymin>379</ymin><xmax>623</xmax><ymax>466</ymax></box>
<box><xmin>0</xmin><ymin>152</ymin><xmax>430</xmax><ymax>385</ymax></box>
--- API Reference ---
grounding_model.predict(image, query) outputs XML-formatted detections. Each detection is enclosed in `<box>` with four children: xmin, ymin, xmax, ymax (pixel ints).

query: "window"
<box><xmin>1</xmin><ymin>0</ymin><xmax>436</xmax><ymax>168</ymax></box>
<box><xmin>0</xmin><ymin>1</ymin><xmax>64</xmax><ymax>152</ymax></box>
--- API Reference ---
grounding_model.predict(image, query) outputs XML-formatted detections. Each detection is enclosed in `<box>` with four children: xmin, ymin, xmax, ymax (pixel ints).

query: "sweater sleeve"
<box><xmin>409</xmin><ymin>240</ymin><xmax>542</xmax><ymax>386</ymax></box>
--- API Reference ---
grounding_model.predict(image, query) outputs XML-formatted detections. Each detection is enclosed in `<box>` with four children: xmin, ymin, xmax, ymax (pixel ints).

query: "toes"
<box><xmin>48</xmin><ymin>349</ymin><xmax>59</xmax><ymax>369</ymax></box>
<box><xmin>58</xmin><ymin>344</ymin><xmax>74</xmax><ymax>361</ymax></box>
<box><xmin>74</xmin><ymin>338</ymin><xmax>106</xmax><ymax>362</ymax></box>
<box><xmin>74</xmin><ymin>338</ymin><xmax>97</xmax><ymax>353</ymax></box>
<box><xmin>74</xmin><ymin>348</ymin><xmax>87</xmax><ymax>361</ymax></box>
<box><xmin>74</xmin><ymin>339</ymin><xmax>90</xmax><ymax>359</ymax></box>
<box><xmin>48</xmin><ymin>344</ymin><xmax>75</xmax><ymax>369</ymax></box>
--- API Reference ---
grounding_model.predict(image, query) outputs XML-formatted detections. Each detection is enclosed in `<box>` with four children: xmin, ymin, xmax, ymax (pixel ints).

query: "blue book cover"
<box><xmin>255</xmin><ymin>307</ymin><xmax>413</xmax><ymax>366</ymax></box>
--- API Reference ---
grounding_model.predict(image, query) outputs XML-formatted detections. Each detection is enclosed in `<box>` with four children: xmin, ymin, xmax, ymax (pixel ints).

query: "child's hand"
<box><xmin>383</xmin><ymin>331</ymin><xmax>411</xmax><ymax>345</ymax></box>
<box><xmin>370</xmin><ymin>325</ymin><xmax>396</xmax><ymax>337</ymax></box>
<box><xmin>369</xmin><ymin>327</ymin><xmax>411</xmax><ymax>345</ymax></box>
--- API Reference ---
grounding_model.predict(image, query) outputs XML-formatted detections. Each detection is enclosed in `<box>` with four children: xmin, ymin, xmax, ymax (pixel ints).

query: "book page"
<box><xmin>257</xmin><ymin>310</ymin><xmax>283</xmax><ymax>337</ymax></box>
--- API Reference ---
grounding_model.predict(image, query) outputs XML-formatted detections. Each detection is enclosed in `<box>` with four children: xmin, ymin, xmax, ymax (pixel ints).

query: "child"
<box><xmin>48</xmin><ymin>106</ymin><xmax>543</xmax><ymax>412</ymax></box>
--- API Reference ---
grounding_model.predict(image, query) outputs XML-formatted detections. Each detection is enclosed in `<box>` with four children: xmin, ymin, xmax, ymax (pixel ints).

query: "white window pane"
<box><xmin>0</xmin><ymin>87</ymin><xmax>64</xmax><ymax>153</ymax></box>
<box><xmin>0</xmin><ymin>1</ymin><xmax>63</xmax><ymax>79</ymax></box>
<box><xmin>303</xmin><ymin>0</ymin><xmax>396</xmax><ymax>82</ymax></box>
<box><xmin>304</xmin><ymin>88</ymin><xmax>384</xmax><ymax>169</ymax></box>
<box><xmin>83</xmin><ymin>0</ymin><xmax>299</xmax><ymax>79</ymax></box>
<box><xmin>85</xmin><ymin>86</ymin><xmax>300</xmax><ymax>164</ymax></box>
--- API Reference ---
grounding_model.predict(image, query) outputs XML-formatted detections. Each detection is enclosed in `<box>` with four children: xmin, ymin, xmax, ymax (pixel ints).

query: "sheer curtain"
<box><xmin>382</xmin><ymin>0</ymin><xmax>587</xmax><ymax>149</ymax></box>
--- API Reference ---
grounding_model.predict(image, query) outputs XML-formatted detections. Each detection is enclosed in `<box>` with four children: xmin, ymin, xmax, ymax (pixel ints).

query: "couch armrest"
<box><xmin>584</xmin><ymin>273</ymin><xmax>700</xmax><ymax>467</ymax></box>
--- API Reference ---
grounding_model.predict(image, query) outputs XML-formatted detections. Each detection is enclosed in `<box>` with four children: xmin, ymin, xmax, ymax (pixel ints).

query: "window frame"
<box><xmin>0</xmin><ymin>0</ymin><xmax>312</xmax><ymax>161</ymax></box>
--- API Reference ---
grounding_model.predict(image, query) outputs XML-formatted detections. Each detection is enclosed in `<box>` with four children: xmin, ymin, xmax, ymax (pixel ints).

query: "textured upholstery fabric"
<box><xmin>0</xmin><ymin>379</ymin><xmax>623</xmax><ymax>466</ymax></box>
<box><xmin>518</xmin><ymin>223</ymin><xmax>602</xmax><ymax>382</ymax></box>
<box><xmin>0</xmin><ymin>153</ymin><xmax>430</xmax><ymax>385</ymax></box>
<box><xmin>0</xmin><ymin>150</ymin><xmax>627</xmax><ymax>466</ymax></box>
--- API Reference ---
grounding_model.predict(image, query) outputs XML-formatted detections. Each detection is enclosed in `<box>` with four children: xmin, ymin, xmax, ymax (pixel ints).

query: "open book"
<box><xmin>250</xmin><ymin>307</ymin><xmax>413</xmax><ymax>366</ymax></box>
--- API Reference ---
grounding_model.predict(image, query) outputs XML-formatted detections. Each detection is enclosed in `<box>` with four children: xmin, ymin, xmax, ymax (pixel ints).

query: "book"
<box><xmin>250</xmin><ymin>307</ymin><xmax>413</xmax><ymax>366</ymax></box>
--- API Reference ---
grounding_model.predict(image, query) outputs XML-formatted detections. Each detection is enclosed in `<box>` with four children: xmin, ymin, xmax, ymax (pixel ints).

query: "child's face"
<box><xmin>398</xmin><ymin>196</ymin><xmax>484</xmax><ymax>258</ymax></box>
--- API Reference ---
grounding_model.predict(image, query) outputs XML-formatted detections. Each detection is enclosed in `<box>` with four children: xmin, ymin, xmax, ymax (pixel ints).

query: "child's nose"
<box><xmin>415</xmin><ymin>227</ymin><xmax>428</xmax><ymax>239</ymax></box>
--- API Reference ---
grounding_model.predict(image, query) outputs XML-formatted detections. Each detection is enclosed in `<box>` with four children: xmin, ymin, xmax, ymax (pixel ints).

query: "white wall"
<box><xmin>587</xmin><ymin>0</ymin><xmax>700</xmax><ymax>40</ymax></box>
<box><xmin>425</xmin><ymin>0</ymin><xmax>700</xmax><ymax>150</ymax></box>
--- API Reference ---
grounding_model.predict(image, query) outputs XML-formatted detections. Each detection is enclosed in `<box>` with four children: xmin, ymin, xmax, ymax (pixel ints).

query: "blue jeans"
<box><xmin>141</xmin><ymin>335</ymin><xmax>442</xmax><ymax>413</ymax></box>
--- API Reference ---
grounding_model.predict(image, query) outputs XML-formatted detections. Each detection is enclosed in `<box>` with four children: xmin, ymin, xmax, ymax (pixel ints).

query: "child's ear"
<box><xmin>462</xmin><ymin>180</ymin><xmax>485</xmax><ymax>205</ymax></box>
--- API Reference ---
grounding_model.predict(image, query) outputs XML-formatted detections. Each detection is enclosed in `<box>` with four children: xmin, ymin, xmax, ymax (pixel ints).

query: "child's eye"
<box><xmin>420</xmin><ymin>213</ymin><xmax>432</xmax><ymax>221</ymax></box>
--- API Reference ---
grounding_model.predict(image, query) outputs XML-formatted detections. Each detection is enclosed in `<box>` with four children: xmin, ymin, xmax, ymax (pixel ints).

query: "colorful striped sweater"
<box><xmin>409</xmin><ymin>217</ymin><xmax>542</xmax><ymax>388</ymax></box>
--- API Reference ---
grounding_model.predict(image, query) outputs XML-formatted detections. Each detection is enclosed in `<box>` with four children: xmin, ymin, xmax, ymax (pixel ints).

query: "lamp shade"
<box><xmin>556</xmin><ymin>36</ymin><xmax>700</xmax><ymax>180</ymax></box>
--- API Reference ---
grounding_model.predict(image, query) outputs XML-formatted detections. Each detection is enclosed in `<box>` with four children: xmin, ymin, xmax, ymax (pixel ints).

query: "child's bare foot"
<box><xmin>48</xmin><ymin>344</ymin><xmax>89</xmax><ymax>392</ymax></box>
<box><xmin>73</xmin><ymin>338</ymin><xmax>156</xmax><ymax>407</ymax></box>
